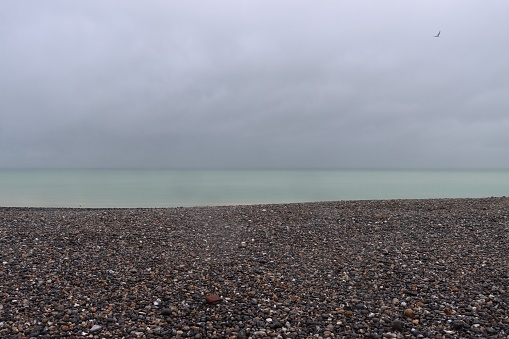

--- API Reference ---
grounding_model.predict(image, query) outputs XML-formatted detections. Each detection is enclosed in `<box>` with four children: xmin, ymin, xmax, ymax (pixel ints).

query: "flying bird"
<box><xmin>434</xmin><ymin>31</ymin><xmax>441</xmax><ymax>37</ymax></box>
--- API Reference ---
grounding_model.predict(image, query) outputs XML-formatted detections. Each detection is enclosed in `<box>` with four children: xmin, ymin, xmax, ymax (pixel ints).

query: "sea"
<box><xmin>0</xmin><ymin>169</ymin><xmax>507</xmax><ymax>208</ymax></box>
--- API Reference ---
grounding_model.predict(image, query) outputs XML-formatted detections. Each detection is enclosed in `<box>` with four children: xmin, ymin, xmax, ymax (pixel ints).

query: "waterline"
<box><xmin>1</xmin><ymin>169</ymin><xmax>507</xmax><ymax>208</ymax></box>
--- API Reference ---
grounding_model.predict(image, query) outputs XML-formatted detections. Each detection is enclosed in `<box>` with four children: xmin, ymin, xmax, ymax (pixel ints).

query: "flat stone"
<box><xmin>205</xmin><ymin>295</ymin><xmax>222</xmax><ymax>304</ymax></box>
<box><xmin>90</xmin><ymin>325</ymin><xmax>102</xmax><ymax>333</ymax></box>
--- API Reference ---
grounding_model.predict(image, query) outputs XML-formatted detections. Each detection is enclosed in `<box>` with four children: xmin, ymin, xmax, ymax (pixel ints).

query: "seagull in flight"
<box><xmin>434</xmin><ymin>31</ymin><xmax>441</xmax><ymax>37</ymax></box>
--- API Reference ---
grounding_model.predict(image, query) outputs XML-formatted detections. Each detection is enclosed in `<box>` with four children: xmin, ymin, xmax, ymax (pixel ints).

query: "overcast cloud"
<box><xmin>1</xmin><ymin>1</ymin><xmax>508</xmax><ymax>169</ymax></box>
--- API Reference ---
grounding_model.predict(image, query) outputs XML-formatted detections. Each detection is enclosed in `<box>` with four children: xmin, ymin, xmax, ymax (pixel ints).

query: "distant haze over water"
<box><xmin>0</xmin><ymin>169</ymin><xmax>507</xmax><ymax>208</ymax></box>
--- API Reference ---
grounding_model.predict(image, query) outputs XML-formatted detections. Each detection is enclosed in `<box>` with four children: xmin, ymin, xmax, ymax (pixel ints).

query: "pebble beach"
<box><xmin>1</xmin><ymin>197</ymin><xmax>508</xmax><ymax>338</ymax></box>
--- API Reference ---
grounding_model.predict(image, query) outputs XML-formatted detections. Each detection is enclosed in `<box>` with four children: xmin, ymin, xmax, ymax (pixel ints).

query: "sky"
<box><xmin>1</xmin><ymin>1</ymin><xmax>508</xmax><ymax>169</ymax></box>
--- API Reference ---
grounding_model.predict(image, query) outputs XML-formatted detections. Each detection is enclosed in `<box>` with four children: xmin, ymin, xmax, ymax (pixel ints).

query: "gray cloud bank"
<box><xmin>1</xmin><ymin>1</ymin><xmax>508</xmax><ymax>169</ymax></box>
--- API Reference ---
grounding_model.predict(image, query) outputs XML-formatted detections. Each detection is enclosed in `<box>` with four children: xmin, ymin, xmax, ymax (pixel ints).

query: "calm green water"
<box><xmin>0</xmin><ymin>169</ymin><xmax>507</xmax><ymax>208</ymax></box>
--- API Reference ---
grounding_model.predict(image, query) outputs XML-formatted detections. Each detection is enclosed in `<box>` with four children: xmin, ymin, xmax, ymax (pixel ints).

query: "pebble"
<box><xmin>253</xmin><ymin>330</ymin><xmax>267</xmax><ymax>337</ymax></box>
<box><xmin>90</xmin><ymin>324</ymin><xmax>102</xmax><ymax>333</ymax></box>
<box><xmin>1</xmin><ymin>197</ymin><xmax>508</xmax><ymax>337</ymax></box>
<box><xmin>403</xmin><ymin>309</ymin><xmax>415</xmax><ymax>318</ymax></box>
<box><xmin>391</xmin><ymin>320</ymin><xmax>404</xmax><ymax>331</ymax></box>
<box><xmin>205</xmin><ymin>295</ymin><xmax>222</xmax><ymax>304</ymax></box>
<box><xmin>451</xmin><ymin>320</ymin><xmax>466</xmax><ymax>329</ymax></box>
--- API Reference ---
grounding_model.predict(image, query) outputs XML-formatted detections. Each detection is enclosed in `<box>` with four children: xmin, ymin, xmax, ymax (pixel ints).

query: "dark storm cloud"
<box><xmin>1</xmin><ymin>0</ymin><xmax>508</xmax><ymax>168</ymax></box>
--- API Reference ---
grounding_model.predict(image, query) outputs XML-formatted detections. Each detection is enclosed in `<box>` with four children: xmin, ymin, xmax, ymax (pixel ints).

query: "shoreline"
<box><xmin>1</xmin><ymin>197</ymin><xmax>508</xmax><ymax>337</ymax></box>
<box><xmin>1</xmin><ymin>195</ymin><xmax>507</xmax><ymax>210</ymax></box>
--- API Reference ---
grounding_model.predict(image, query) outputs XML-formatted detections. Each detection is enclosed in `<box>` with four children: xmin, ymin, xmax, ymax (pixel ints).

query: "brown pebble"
<box><xmin>205</xmin><ymin>295</ymin><xmax>222</xmax><ymax>304</ymax></box>
<box><xmin>444</xmin><ymin>307</ymin><xmax>452</xmax><ymax>314</ymax></box>
<box><xmin>344</xmin><ymin>310</ymin><xmax>353</xmax><ymax>317</ymax></box>
<box><xmin>403</xmin><ymin>308</ymin><xmax>415</xmax><ymax>318</ymax></box>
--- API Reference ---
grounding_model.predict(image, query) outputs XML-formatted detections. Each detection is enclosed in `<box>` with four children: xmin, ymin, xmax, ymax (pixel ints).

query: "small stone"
<box><xmin>253</xmin><ymin>330</ymin><xmax>267</xmax><ymax>337</ymax></box>
<box><xmin>90</xmin><ymin>325</ymin><xmax>102</xmax><ymax>333</ymax></box>
<box><xmin>451</xmin><ymin>320</ymin><xmax>465</xmax><ymax>330</ymax></box>
<box><xmin>403</xmin><ymin>309</ymin><xmax>415</xmax><ymax>318</ymax></box>
<box><xmin>272</xmin><ymin>321</ymin><xmax>283</xmax><ymax>329</ymax></box>
<box><xmin>205</xmin><ymin>295</ymin><xmax>222</xmax><ymax>304</ymax></box>
<box><xmin>391</xmin><ymin>320</ymin><xmax>404</xmax><ymax>331</ymax></box>
<box><xmin>486</xmin><ymin>327</ymin><xmax>497</xmax><ymax>334</ymax></box>
<box><xmin>161</xmin><ymin>308</ymin><xmax>171</xmax><ymax>316</ymax></box>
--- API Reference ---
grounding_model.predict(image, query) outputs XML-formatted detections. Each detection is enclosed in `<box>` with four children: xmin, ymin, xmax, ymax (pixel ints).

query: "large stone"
<box><xmin>205</xmin><ymin>295</ymin><xmax>222</xmax><ymax>304</ymax></box>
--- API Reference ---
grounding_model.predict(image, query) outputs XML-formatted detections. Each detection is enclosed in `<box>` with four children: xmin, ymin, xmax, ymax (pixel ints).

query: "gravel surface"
<box><xmin>1</xmin><ymin>197</ymin><xmax>508</xmax><ymax>338</ymax></box>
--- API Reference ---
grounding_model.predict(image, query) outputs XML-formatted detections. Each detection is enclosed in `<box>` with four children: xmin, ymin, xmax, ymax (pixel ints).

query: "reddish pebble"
<box><xmin>205</xmin><ymin>295</ymin><xmax>222</xmax><ymax>304</ymax></box>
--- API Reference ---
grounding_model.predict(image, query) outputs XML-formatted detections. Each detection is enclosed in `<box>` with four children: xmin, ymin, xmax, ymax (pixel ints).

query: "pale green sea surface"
<box><xmin>0</xmin><ymin>169</ymin><xmax>507</xmax><ymax>208</ymax></box>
